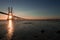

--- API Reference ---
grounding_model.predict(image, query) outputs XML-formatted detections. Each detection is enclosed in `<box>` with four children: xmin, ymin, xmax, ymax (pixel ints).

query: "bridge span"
<box><xmin>0</xmin><ymin>11</ymin><xmax>25</xmax><ymax>20</ymax></box>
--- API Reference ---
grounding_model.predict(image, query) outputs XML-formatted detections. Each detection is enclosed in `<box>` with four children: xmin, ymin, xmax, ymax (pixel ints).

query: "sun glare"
<box><xmin>7</xmin><ymin>20</ymin><xmax>14</xmax><ymax>40</ymax></box>
<box><xmin>9</xmin><ymin>16</ymin><xmax>12</xmax><ymax>19</ymax></box>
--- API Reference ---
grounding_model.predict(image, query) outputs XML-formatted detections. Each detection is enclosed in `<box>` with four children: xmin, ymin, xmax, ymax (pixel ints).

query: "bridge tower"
<box><xmin>7</xmin><ymin>7</ymin><xmax>13</xmax><ymax>20</ymax></box>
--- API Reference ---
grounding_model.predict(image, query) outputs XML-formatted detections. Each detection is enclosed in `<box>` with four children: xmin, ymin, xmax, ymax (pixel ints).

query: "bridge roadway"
<box><xmin>0</xmin><ymin>12</ymin><xmax>25</xmax><ymax>20</ymax></box>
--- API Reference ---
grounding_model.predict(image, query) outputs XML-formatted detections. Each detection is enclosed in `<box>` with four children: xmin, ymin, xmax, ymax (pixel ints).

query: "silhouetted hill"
<box><xmin>0</xmin><ymin>18</ymin><xmax>60</xmax><ymax>21</ymax></box>
<box><xmin>25</xmin><ymin>19</ymin><xmax>60</xmax><ymax>21</ymax></box>
<box><xmin>14</xmin><ymin>18</ymin><xmax>60</xmax><ymax>21</ymax></box>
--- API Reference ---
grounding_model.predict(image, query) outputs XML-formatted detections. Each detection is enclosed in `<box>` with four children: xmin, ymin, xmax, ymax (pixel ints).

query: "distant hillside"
<box><xmin>15</xmin><ymin>17</ymin><xmax>60</xmax><ymax>21</ymax></box>
<box><xmin>22</xmin><ymin>19</ymin><xmax>60</xmax><ymax>21</ymax></box>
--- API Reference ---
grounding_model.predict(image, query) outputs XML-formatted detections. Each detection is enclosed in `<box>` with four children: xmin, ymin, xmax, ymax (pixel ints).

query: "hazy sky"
<box><xmin>0</xmin><ymin>0</ymin><xmax>60</xmax><ymax>19</ymax></box>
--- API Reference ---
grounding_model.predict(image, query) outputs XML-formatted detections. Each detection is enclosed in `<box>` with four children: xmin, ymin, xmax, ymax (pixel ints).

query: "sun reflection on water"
<box><xmin>7</xmin><ymin>20</ymin><xmax>14</xmax><ymax>40</ymax></box>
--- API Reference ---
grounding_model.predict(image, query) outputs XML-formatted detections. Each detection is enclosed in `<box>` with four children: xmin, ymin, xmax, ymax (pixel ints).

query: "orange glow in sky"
<box><xmin>0</xmin><ymin>14</ymin><xmax>60</xmax><ymax>20</ymax></box>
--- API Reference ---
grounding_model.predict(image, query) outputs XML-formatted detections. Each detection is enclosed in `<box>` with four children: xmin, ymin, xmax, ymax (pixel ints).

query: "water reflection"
<box><xmin>6</xmin><ymin>20</ymin><xmax>14</xmax><ymax>40</ymax></box>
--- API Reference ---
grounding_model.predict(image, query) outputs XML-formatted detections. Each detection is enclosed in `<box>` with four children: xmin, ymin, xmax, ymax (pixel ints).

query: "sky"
<box><xmin>0</xmin><ymin>0</ymin><xmax>60</xmax><ymax>19</ymax></box>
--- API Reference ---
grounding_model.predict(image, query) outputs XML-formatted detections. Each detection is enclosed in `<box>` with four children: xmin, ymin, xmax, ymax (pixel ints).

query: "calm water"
<box><xmin>0</xmin><ymin>20</ymin><xmax>60</xmax><ymax>40</ymax></box>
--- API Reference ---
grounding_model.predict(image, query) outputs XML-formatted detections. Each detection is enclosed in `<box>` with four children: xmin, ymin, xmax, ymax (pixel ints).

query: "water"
<box><xmin>0</xmin><ymin>20</ymin><xmax>60</xmax><ymax>40</ymax></box>
<box><xmin>6</xmin><ymin>20</ymin><xmax>14</xmax><ymax>40</ymax></box>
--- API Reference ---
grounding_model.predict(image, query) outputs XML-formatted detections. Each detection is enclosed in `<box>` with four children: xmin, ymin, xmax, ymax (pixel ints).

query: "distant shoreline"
<box><xmin>0</xmin><ymin>19</ymin><xmax>60</xmax><ymax>21</ymax></box>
